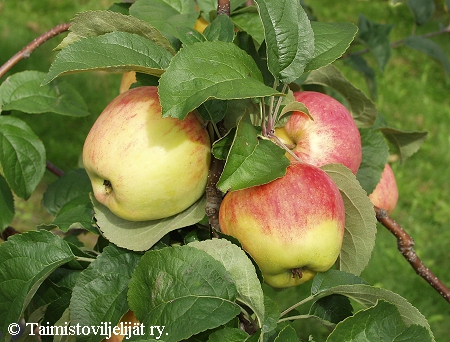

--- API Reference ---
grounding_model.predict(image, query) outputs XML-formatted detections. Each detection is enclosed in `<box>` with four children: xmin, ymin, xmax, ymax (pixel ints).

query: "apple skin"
<box><xmin>369</xmin><ymin>163</ymin><xmax>398</xmax><ymax>213</ymax></box>
<box><xmin>83</xmin><ymin>86</ymin><xmax>211</xmax><ymax>221</ymax></box>
<box><xmin>219</xmin><ymin>162</ymin><xmax>345</xmax><ymax>288</ymax></box>
<box><xmin>103</xmin><ymin>310</ymin><xmax>139</xmax><ymax>342</ymax></box>
<box><xmin>275</xmin><ymin>91</ymin><xmax>362</xmax><ymax>175</ymax></box>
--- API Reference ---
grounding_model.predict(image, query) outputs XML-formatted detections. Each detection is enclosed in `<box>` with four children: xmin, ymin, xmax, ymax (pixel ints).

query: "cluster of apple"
<box><xmin>82</xmin><ymin>85</ymin><xmax>398</xmax><ymax>288</ymax></box>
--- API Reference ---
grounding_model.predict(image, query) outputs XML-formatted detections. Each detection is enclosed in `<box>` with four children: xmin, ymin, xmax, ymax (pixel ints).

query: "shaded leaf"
<box><xmin>309</xmin><ymin>294</ymin><xmax>353</xmax><ymax>325</ymax></box>
<box><xmin>378</xmin><ymin>127</ymin><xmax>428</xmax><ymax>161</ymax></box>
<box><xmin>128</xmin><ymin>246</ymin><xmax>240</xmax><ymax>342</ymax></box>
<box><xmin>407</xmin><ymin>0</ymin><xmax>435</xmax><ymax>25</ymax></box>
<box><xmin>0</xmin><ymin>71</ymin><xmax>90</xmax><ymax>117</ymax></box>
<box><xmin>322</xmin><ymin>164</ymin><xmax>377</xmax><ymax>276</ymax></box>
<box><xmin>43</xmin><ymin>32</ymin><xmax>173</xmax><ymax>84</ymax></box>
<box><xmin>311</xmin><ymin>269</ymin><xmax>368</xmax><ymax>295</ymax></box>
<box><xmin>343</xmin><ymin>54</ymin><xmax>377</xmax><ymax>100</ymax></box>
<box><xmin>273</xmin><ymin>325</ymin><xmax>299</xmax><ymax>342</ymax></box>
<box><xmin>56</xmin><ymin>10</ymin><xmax>175</xmax><ymax>54</ymax></box>
<box><xmin>217</xmin><ymin>115</ymin><xmax>289</xmax><ymax>192</ymax></box>
<box><xmin>94</xmin><ymin>195</ymin><xmax>207</xmax><ymax>251</ymax></box>
<box><xmin>207</xmin><ymin>327</ymin><xmax>249</xmax><ymax>342</ymax></box>
<box><xmin>159</xmin><ymin>40</ymin><xmax>280</xmax><ymax>120</ymax></box>
<box><xmin>203</xmin><ymin>15</ymin><xmax>235</xmax><ymax>42</ymax></box>
<box><xmin>254</xmin><ymin>0</ymin><xmax>315</xmax><ymax>83</ymax></box>
<box><xmin>305</xmin><ymin>22</ymin><xmax>358</xmax><ymax>72</ymax></box>
<box><xmin>0</xmin><ymin>231</ymin><xmax>74</xmax><ymax>336</ymax></box>
<box><xmin>303</xmin><ymin>64</ymin><xmax>378</xmax><ymax>128</ymax></box>
<box><xmin>232</xmin><ymin>7</ymin><xmax>266</xmax><ymax>46</ymax></box>
<box><xmin>0</xmin><ymin>116</ymin><xmax>46</xmax><ymax>200</ymax></box>
<box><xmin>0</xmin><ymin>174</ymin><xmax>14</xmax><ymax>232</ymax></box>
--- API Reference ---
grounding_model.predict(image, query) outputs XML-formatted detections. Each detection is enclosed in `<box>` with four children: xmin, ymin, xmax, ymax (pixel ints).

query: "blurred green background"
<box><xmin>1</xmin><ymin>0</ymin><xmax>449</xmax><ymax>340</ymax></box>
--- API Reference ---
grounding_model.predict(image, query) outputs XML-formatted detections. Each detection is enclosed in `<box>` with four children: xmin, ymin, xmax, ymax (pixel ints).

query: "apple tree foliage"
<box><xmin>0</xmin><ymin>0</ymin><xmax>447</xmax><ymax>341</ymax></box>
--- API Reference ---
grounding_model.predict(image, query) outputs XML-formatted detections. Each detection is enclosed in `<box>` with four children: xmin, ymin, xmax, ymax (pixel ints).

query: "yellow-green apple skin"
<box><xmin>369</xmin><ymin>163</ymin><xmax>398</xmax><ymax>213</ymax></box>
<box><xmin>219</xmin><ymin>162</ymin><xmax>345</xmax><ymax>288</ymax></box>
<box><xmin>82</xmin><ymin>86</ymin><xmax>211</xmax><ymax>221</ymax></box>
<box><xmin>275</xmin><ymin>91</ymin><xmax>362</xmax><ymax>175</ymax></box>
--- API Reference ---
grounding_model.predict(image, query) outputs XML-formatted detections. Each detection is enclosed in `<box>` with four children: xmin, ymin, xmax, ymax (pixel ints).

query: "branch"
<box><xmin>46</xmin><ymin>161</ymin><xmax>65</xmax><ymax>177</ymax></box>
<box><xmin>0</xmin><ymin>22</ymin><xmax>70</xmax><ymax>79</ymax></box>
<box><xmin>374</xmin><ymin>206</ymin><xmax>450</xmax><ymax>304</ymax></box>
<box><xmin>217</xmin><ymin>0</ymin><xmax>231</xmax><ymax>16</ymax></box>
<box><xmin>205</xmin><ymin>154</ymin><xmax>225</xmax><ymax>233</ymax></box>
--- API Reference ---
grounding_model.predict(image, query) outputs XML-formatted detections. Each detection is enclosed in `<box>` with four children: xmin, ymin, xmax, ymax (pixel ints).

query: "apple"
<box><xmin>194</xmin><ymin>16</ymin><xmax>209</xmax><ymax>33</ymax></box>
<box><xmin>219</xmin><ymin>162</ymin><xmax>345</xmax><ymax>288</ymax></box>
<box><xmin>119</xmin><ymin>71</ymin><xmax>137</xmax><ymax>94</ymax></box>
<box><xmin>83</xmin><ymin>86</ymin><xmax>211</xmax><ymax>221</ymax></box>
<box><xmin>369</xmin><ymin>163</ymin><xmax>398</xmax><ymax>213</ymax></box>
<box><xmin>275</xmin><ymin>91</ymin><xmax>362</xmax><ymax>174</ymax></box>
<box><xmin>103</xmin><ymin>310</ymin><xmax>139</xmax><ymax>342</ymax></box>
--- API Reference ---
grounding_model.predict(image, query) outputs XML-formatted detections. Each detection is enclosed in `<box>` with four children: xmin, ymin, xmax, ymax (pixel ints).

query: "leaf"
<box><xmin>315</xmin><ymin>284</ymin><xmax>432</xmax><ymax>332</ymax></box>
<box><xmin>0</xmin><ymin>174</ymin><xmax>14</xmax><ymax>232</ymax></box>
<box><xmin>206</xmin><ymin>327</ymin><xmax>249</xmax><ymax>342</ymax></box>
<box><xmin>305</xmin><ymin>22</ymin><xmax>358</xmax><ymax>72</ymax></box>
<box><xmin>0</xmin><ymin>116</ymin><xmax>46</xmax><ymax>200</ymax></box>
<box><xmin>327</xmin><ymin>300</ymin><xmax>434</xmax><ymax>342</ymax></box>
<box><xmin>403</xmin><ymin>35</ymin><xmax>450</xmax><ymax>77</ymax></box>
<box><xmin>197</xmin><ymin>99</ymin><xmax>228</xmax><ymax>123</ymax></box>
<box><xmin>127</xmin><ymin>245</ymin><xmax>241</xmax><ymax>342</ymax></box>
<box><xmin>262</xmin><ymin>295</ymin><xmax>281</xmax><ymax>334</ymax></box>
<box><xmin>232</xmin><ymin>8</ymin><xmax>266</xmax><ymax>46</ymax></box>
<box><xmin>343</xmin><ymin>55</ymin><xmax>377</xmax><ymax>100</ymax></box>
<box><xmin>407</xmin><ymin>0</ymin><xmax>435</xmax><ymax>26</ymax></box>
<box><xmin>176</xmin><ymin>26</ymin><xmax>206</xmax><ymax>45</ymax></box>
<box><xmin>303</xmin><ymin>64</ymin><xmax>378</xmax><ymax>128</ymax></box>
<box><xmin>0</xmin><ymin>71</ymin><xmax>90</xmax><ymax>117</ymax></box>
<box><xmin>378</xmin><ymin>127</ymin><xmax>428</xmax><ymax>161</ymax></box>
<box><xmin>43</xmin><ymin>168</ymin><xmax>92</xmax><ymax>216</ymax></box>
<box><xmin>43</xmin><ymin>31</ymin><xmax>173</xmax><ymax>84</ymax></box>
<box><xmin>203</xmin><ymin>15</ymin><xmax>235</xmax><ymax>43</ymax></box>
<box><xmin>309</xmin><ymin>294</ymin><xmax>353</xmax><ymax>325</ymax></box>
<box><xmin>0</xmin><ymin>230</ymin><xmax>75</xmax><ymax>336</ymax></box>
<box><xmin>159</xmin><ymin>40</ymin><xmax>280</xmax><ymax>120</ymax></box>
<box><xmin>69</xmin><ymin>244</ymin><xmax>142</xmax><ymax>342</ymax></box>
<box><xmin>253</xmin><ymin>0</ymin><xmax>315</xmax><ymax>84</ymax></box>
<box><xmin>56</xmin><ymin>10</ymin><xmax>175</xmax><ymax>54</ymax></box>
<box><xmin>321</xmin><ymin>164</ymin><xmax>377</xmax><ymax>276</ymax></box>
<box><xmin>217</xmin><ymin>115</ymin><xmax>290</xmax><ymax>192</ymax></box>
<box><xmin>189</xmin><ymin>239</ymin><xmax>265</xmax><ymax>330</ymax></box>
<box><xmin>94</xmin><ymin>195</ymin><xmax>207</xmax><ymax>251</ymax></box>
<box><xmin>358</xmin><ymin>14</ymin><xmax>394</xmax><ymax>72</ymax></box>
<box><xmin>311</xmin><ymin>269</ymin><xmax>368</xmax><ymax>295</ymax></box>
<box><xmin>273</xmin><ymin>325</ymin><xmax>299</xmax><ymax>342</ymax></box>
<box><xmin>356</xmin><ymin>128</ymin><xmax>390</xmax><ymax>194</ymax></box>
<box><xmin>129</xmin><ymin>0</ymin><xmax>198</xmax><ymax>40</ymax></box>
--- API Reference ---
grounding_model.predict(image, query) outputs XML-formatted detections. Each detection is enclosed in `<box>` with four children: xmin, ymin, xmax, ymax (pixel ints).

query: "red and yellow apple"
<box><xmin>369</xmin><ymin>163</ymin><xmax>398</xmax><ymax>213</ymax></box>
<box><xmin>83</xmin><ymin>86</ymin><xmax>211</xmax><ymax>221</ymax></box>
<box><xmin>275</xmin><ymin>91</ymin><xmax>362</xmax><ymax>174</ymax></box>
<box><xmin>219</xmin><ymin>162</ymin><xmax>345</xmax><ymax>288</ymax></box>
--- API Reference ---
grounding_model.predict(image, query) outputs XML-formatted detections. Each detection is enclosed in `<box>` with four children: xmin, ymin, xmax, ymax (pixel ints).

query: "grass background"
<box><xmin>1</xmin><ymin>0</ymin><xmax>449</xmax><ymax>340</ymax></box>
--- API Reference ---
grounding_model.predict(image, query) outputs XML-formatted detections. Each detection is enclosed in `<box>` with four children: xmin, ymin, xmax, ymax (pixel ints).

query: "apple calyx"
<box><xmin>291</xmin><ymin>268</ymin><xmax>303</xmax><ymax>279</ymax></box>
<box><xmin>103</xmin><ymin>180</ymin><xmax>113</xmax><ymax>195</ymax></box>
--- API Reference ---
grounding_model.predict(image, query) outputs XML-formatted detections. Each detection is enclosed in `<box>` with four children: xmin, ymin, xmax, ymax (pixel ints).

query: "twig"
<box><xmin>0</xmin><ymin>22</ymin><xmax>70</xmax><ymax>79</ymax></box>
<box><xmin>46</xmin><ymin>161</ymin><xmax>65</xmax><ymax>177</ymax></box>
<box><xmin>205</xmin><ymin>155</ymin><xmax>225</xmax><ymax>233</ymax></box>
<box><xmin>374</xmin><ymin>206</ymin><xmax>450</xmax><ymax>304</ymax></box>
<box><xmin>217</xmin><ymin>0</ymin><xmax>231</xmax><ymax>16</ymax></box>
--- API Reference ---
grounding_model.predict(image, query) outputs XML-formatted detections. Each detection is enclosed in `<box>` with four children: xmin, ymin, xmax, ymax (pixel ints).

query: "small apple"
<box><xmin>275</xmin><ymin>91</ymin><xmax>362</xmax><ymax>174</ymax></box>
<box><xmin>194</xmin><ymin>16</ymin><xmax>209</xmax><ymax>34</ymax></box>
<box><xmin>83</xmin><ymin>86</ymin><xmax>211</xmax><ymax>221</ymax></box>
<box><xmin>103</xmin><ymin>310</ymin><xmax>139</xmax><ymax>342</ymax></box>
<box><xmin>119</xmin><ymin>71</ymin><xmax>137</xmax><ymax>94</ymax></box>
<box><xmin>219</xmin><ymin>162</ymin><xmax>345</xmax><ymax>288</ymax></box>
<box><xmin>369</xmin><ymin>163</ymin><xmax>398</xmax><ymax>213</ymax></box>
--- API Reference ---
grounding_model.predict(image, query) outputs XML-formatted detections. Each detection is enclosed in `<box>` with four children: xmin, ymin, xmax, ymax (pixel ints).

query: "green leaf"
<box><xmin>321</xmin><ymin>164</ymin><xmax>377</xmax><ymax>276</ymax></box>
<box><xmin>43</xmin><ymin>169</ymin><xmax>92</xmax><ymax>216</ymax></box>
<box><xmin>189</xmin><ymin>239</ymin><xmax>265</xmax><ymax>331</ymax></box>
<box><xmin>0</xmin><ymin>116</ymin><xmax>46</xmax><ymax>200</ymax></box>
<box><xmin>343</xmin><ymin>55</ymin><xmax>377</xmax><ymax>100</ymax></box>
<box><xmin>309</xmin><ymin>294</ymin><xmax>353</xmax><ymax>325</ymax></box>
<box><xmin>403</xmin><ymin>35</ymin><xmax>450</xmax><ymax>77</ymax></box>
<box><xmin>407</xmin><ymin>0</ymin><xmax>435</xmax><ymax>25</ymax></box>
<box><xmin>232</xmin><ymin>7</ymin><xmax>266</xmax><ymax>46</ymax></box>
<box><xmin>128</xmin><ymin>245</ymin><xmax>241</xmax><ymax>342</ymax></box>
<box><xmin>253</xmin><ymin>0</ymin><xmax>315</xmax><ymax>84</ymax></box>
<box><xmin>378</xmin><ymin>127</ymin><xmax>428</xmax><ymax>161</ymax></box>
<box><xmin>217</xmin><ymin>115</ymin><xmax>290</xmax><ymax>192</ymax></box>
<box><xmin>303</xmin><ymin>64</ymin><xmax>378</xmax><ymax>128</ymax></box>
<box><xmin>305</xmin><ymin>22</ymin><xmax>358</xmax><ymax>72</ymax></box>
<box><xmin>129</xmin><ymin>0</ymin><xmax>198</xmax><ymax>40</ymax></box>
<box><xmin>328</xmin><ymin>300</ymin><xmax>433</xmax><ymax>342</ymax></box>
<box><xmin>316</xmin><ymin>284</ymin><xmax>432</xmax><ymax>332</ymax></box>
<box><xmin>93</xmin><ymin>195</ymin><xmax>207</xmax><ymax>251</ymax></box>
<box><xmin>206</xmin><ymin>327</ymin><xmax>249</xmax><ymax>342</ymax></box>
<box><xmin>43</xmin><ymin>31</ymin><xmax>173</xmax><ymax>84</ymax></box>
<box><xmin>0</xmin><ymin>71</ymin><xmax>90</xmax><ymax>116</ymax></box>
<box><xmin>203</xmin><ymin>15</ymin><xmax>235</xmax><ymax>43</ymax></box>
<box><xmin>158</xmin><ymin>40</ymin><xmax>281</xmax><ymax>120</ymax></box>
<box><xmin>56</xmin><ymin>10</ymin><xmax>175</xmax><ymax>54</ymax></box>
<box><xmin>357</xmin><ymin>14</ymin><xmax>394</xmax><ymax>71</ymax></box>
<box><xmin>356</xmin><ymin>128</ymin><xmax>390</xmax><ymax>194</ymax></box>
<box><xmin>0</xmin><ymin>174</ymin><xmax>14</xmax><ymax>231</ymax></box>
<box><xmin>311</xmin><ymin>269</ymin><xmax>368</xmax><ymax>295</ymax></box>
<box><xmin>70</xmin><ymin>244</ymin><xmax>142</xmax><ymax>342</ymax></box>
<box><xmin>176</xmin><ymin>26</ymin><xmax>206</xmax><ymax>45</ymax></box>
<box><xmin>197</xmin><ymin>99</ymin><xmax>228</xmax><ymax>123</ymax></box>
<box><xmin>0</xmin><ymin>230</ymin><xmax>75</xmax><ymax>336</ymax></box>
<box><xmin>273</xmin><ymin>324</ymin><xmax>299</xmax><ymax>342</ymax></box>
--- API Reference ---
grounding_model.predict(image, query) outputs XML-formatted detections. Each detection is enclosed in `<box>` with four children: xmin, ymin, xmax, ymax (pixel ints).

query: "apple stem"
<box><xmin>268</xmin><ymin>132</ymin><xmax>303</xmax><ymax>163</ymax></box>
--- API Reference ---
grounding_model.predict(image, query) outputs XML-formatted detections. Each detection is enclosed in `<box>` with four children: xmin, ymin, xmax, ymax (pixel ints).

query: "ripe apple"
<box><xmin>275</xmin><ymin>91</ymin><xmax>362</xmax><ymax>174</ymax></box>
<box><xmin>119</xmin><ymin>71</ymin><xmax>137</xmax><ymax>94</ymax></box>
<box><xmin>83</xmin><ymin>86</ymin><xmax>211</xmax><ymax>221</ymax></box>
<box><xmin>369</xmin><ymin>163</ymin><xmax>398</xmax><ymax>213</ymax></box>
<box><xmin>219</xmin><ymin>162</ymin><xmax>345</xmax><ymax>288</ymax></box>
